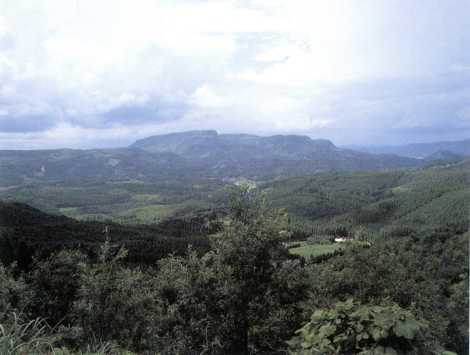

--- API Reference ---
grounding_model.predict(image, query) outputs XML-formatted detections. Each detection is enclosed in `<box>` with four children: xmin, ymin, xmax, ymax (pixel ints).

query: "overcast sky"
<box><xmin>0</xmin><ymin>0</ymin><xmax>469</xmax><ymax>149</ymax></box>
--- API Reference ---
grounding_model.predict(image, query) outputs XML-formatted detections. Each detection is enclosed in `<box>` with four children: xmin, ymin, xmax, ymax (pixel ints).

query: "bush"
<box><xmin>288</xmin><ymin>299</ymin><xmax>437</xmax><ymax>354</ymax></box>
<box><xmin>30</xmin><ymin>250</ymin><xmax>88</xmax><ymax>325</ymax></box>
<box><xmin>73</xmin><ymin>241</ymin><xmax>160</xmax><ymax>352</ymax></box>
<box><xmin>0</xmin><ymin>263</ymin><xmax>32</xmax><ymax>322</ymax></box>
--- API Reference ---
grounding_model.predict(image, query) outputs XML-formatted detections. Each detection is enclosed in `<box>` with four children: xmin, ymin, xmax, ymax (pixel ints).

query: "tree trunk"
<box><xmin>242</xmin><ymin>317</ymin><xmax>249</xmax><ymax>355</ymax></box>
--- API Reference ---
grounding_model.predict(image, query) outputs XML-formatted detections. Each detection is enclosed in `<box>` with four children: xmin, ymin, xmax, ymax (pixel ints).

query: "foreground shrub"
<box><xmin>0</xmin><ymin>263</ymin><xmax>32</xmax><ymax>322</ymax></box>
<box><xmin>73</xmin><ymin>241</ymin><xmax>160</xmax><ymax>352</ymax></box>
<box><xmin>288</xmin><ymin>299</ymin><xmax>443</xmax><ymax>354</ymax></box>
<box><xmin>30</xmin><ymin>250</ymin><xmax>88</xmax><ymax>325</ymax></box>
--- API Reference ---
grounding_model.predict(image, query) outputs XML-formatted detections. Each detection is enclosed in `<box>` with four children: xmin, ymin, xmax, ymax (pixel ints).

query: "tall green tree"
<box><xmin>214</xmin><ymin>187</ymin><xmax>307</xmax><ymax>353</ymax></box>
<box><xmin>155</xmin><ymin>187</ymin><xmax>309</xmax><ymax>354</ymax></box>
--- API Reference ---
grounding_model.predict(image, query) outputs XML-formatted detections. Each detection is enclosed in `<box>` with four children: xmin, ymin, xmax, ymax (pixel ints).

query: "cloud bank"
<box><xmin>0</xmin><ymin>0</ymin><xmax>469</xmax><ymax>148</ymax></box>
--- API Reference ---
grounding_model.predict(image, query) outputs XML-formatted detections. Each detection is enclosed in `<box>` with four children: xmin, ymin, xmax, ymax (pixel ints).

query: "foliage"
<box><xmin>307</xmin><ymin>231</ymin><xmax>469</xmax><ymax>354</ymax></box>
<box><xmin>289</xmin><ymin>299</ymin><xmax>432</xmax><ymax>355</ymax></box>
<box><xmin>154</xmin><ymin>187</ymin><xmax>310</xmax><ymax>354</ymax></box>
<box><xmin>73</xmin><ymin>241</ymin><xmax>160</xmax><ymax>352</ymax></box>
<box><xmin>153</xmin><ymin>248</ymin><xmax>228</xmax><ymax>353</ymax></box>
<box><xmin>30</xmin><ymin>250</ymin><xmax>88</xmax><ymax>326</ymax></box>
<box><xmin>212</xmin><ymin>187</ymin><xmax>309</xmax><ymax>353</ymax></box>
<box><xmin>0</xmin><ymin>263</ymin><xmax>32</xmax><ymax>322</ymax></box>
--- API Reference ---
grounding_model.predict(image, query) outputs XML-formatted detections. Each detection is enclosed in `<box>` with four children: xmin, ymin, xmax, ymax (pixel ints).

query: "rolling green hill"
<box><xmin>1</xmin><ymin>158</ymin><xmax>467</xmax><ymax>235</ymax></box>
<box><xmin>263</xmin><ymin>159</ymin><xmax>469</xmax><ymax>234</ymax></box>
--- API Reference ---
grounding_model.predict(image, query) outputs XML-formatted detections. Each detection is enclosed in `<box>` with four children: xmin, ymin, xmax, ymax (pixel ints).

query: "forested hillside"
<box><xmin>0</xmin><ymin>163</ymin><xmax>468</xmax><ymax>354</ymax></box>
<box><xmin>1</xmin><ymin>157</ymin><xmax>467</xmax><ymax>230</ymax></box>
<box><xmin>265</xmin><ymin>159</ymin><xmax>470</xmax><ymax>235</ymax></box>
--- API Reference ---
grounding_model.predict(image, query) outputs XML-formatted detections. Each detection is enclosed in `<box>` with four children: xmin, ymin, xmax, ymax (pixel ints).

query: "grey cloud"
<box><xmin>300</xmin><ymin>73</ymin><xmax>470</xmax><ymax>145</ymax></box>
<box><xmin>1</xmin><ymin>0</ymin><xmax>470</xmax><ymax>148</ymax></box>
<box><xmin>101</xmin><ymin>103</ymin><xmax>188</xmax><ymax>126</ymax></box>
<box><xmin>0</xmin><ymin>114</ymin><xmax>56</xmax><ymax>133</ymax></box>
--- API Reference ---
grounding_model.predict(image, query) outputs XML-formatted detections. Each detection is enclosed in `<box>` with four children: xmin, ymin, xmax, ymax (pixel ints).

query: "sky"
<box><xmin>0</xmin><ymin>0</ymin><xmax>469</xmax><ymax>149</ymax></box>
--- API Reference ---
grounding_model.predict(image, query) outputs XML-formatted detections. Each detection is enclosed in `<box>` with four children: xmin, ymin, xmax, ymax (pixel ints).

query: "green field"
<box><xmin>289</xmin><ymin>242</ymin><xmax>343</xmax><ymax>258</ymax></box>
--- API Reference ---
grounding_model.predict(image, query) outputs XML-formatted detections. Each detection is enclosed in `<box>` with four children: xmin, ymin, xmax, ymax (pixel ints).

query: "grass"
<box><xmin>289</xmin><ymin>242</ymin><xmax>343</xmax><ymax>258</ymax></box>
<box><xmin>118</xmin><ymin>204</ymin><xmax>179</xmax><ymax>223</ymax></box>
<box><xmin>130</xmin><ymin>194</ymin><xmax>162</xmax><ymax>203</ymax></box>
<box><xmin>58</xmin><ymin>207</ymin><xmax>80</xmax><ymax>216</ymax></box>
<box><xmin>0</xmin><ymin>313</ymin><xmax>54</xmax><ymax>354</ymax></box>
<box><xmin>391</xmin><ymin>186</ymin><xmax>409</xmax><ymax>194</ymax></box>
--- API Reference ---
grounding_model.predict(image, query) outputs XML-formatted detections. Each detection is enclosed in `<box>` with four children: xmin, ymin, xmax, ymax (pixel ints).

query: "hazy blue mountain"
<box><xmin>0</xmin><ymin>130</ymin><xmax>424</xmax><ymax>187</ymax></box>
<box><xmin>131</xmin><ymin>130</ymin><xmax>421</xmax><ymax>176</ymax></box>
<box><xmin>131</xmin><ymin>130</ymin><xmax>338</xmax><ymax>160</ymax></box>
<box><xmin>350</xmin><ymin>138</ymin><xmax>470</xmax><ymax>159</ymax></box>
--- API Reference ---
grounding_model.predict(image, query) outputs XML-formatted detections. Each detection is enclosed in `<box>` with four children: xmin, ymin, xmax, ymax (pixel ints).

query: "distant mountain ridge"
<box><xmin>131</xmin><ymin>130</ymin><xmax>337</xmax><ymax>160</ymax></box>
<box><xmin>130</xmin><ymin>130</ymin><xmax>421</xmax><ymax>177</ymax></box>
<box><xmin>351</xmin><ymin>138</ymin><xmax>470</xmax><ymax>159</ymax></box>
<box><xmin>0</xmin><ymin>130</ymin><xmax>424</xmax><ymax>187</ymax></box>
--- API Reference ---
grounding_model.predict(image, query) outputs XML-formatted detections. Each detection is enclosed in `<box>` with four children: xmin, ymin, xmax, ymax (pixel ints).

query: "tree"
<box><xmin>155</xmin><ymin>187</ymin><xmax>309</xmax><ymax>354</ymax></box>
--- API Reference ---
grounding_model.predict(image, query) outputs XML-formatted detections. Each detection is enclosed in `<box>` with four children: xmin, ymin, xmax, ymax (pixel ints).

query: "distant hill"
<box><xmin>131</xmin><ymin>130</ymin><xmax>337</xmax><ymax>160</ymax></box>
<box><xmin>131</xmin><ymin>130</ymin><xmax>422</xmax><ymax>177</ymax></box>
<box><xmin>352</xmin><ymin>138</ymin><xmax>470</xmax><ymax>159</ymax></box>
<box><xmin>0</xmin><ymin>147</ymin><xmax>202</xmax><ymax>187</ymax></box>
<box><xmin>0</xmin><ymin>130</ymin><xmax>424</xmax><ymax>187</ymax></box>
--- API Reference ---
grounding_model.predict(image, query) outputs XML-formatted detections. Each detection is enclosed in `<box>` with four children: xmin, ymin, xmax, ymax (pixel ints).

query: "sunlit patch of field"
<box><xmin>289</xmin><ymin>242</ymin><xmax>343</xmax><ymax>258</ymax></box>
<box><xmin>118</xmin><ymin>204</ymin><xmax>179</xmax><ymax>224</ymax></box>
<box><xmin>130</xmin><ymin>194</ymin><xmax>162</xmax><ymax>203</ymax></box>
<box><xmin>391</xmin><ymin>185</ymin><xmax>409</xmax><ymax>194</ymax></box>
<box><xmin>58</xmin><ymin>207</ymin><xmax>81</xmax><ymax>217</ymax></box>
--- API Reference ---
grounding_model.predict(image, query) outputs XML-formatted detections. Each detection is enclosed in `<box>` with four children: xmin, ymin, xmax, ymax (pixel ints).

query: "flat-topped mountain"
<box><xmin>132</xmin><ymin>130</ymin><xmax>422</xmax><ymax>177</ymax></box>
<box><xmin>0</xmin><ymin>130</ymin><xmax>423</xmax><ymax>187</ymax></box>
<box><xmin>131</xmin><ymin>130</ymin><xmax>337</xmax><ymax>160</ymax></box>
